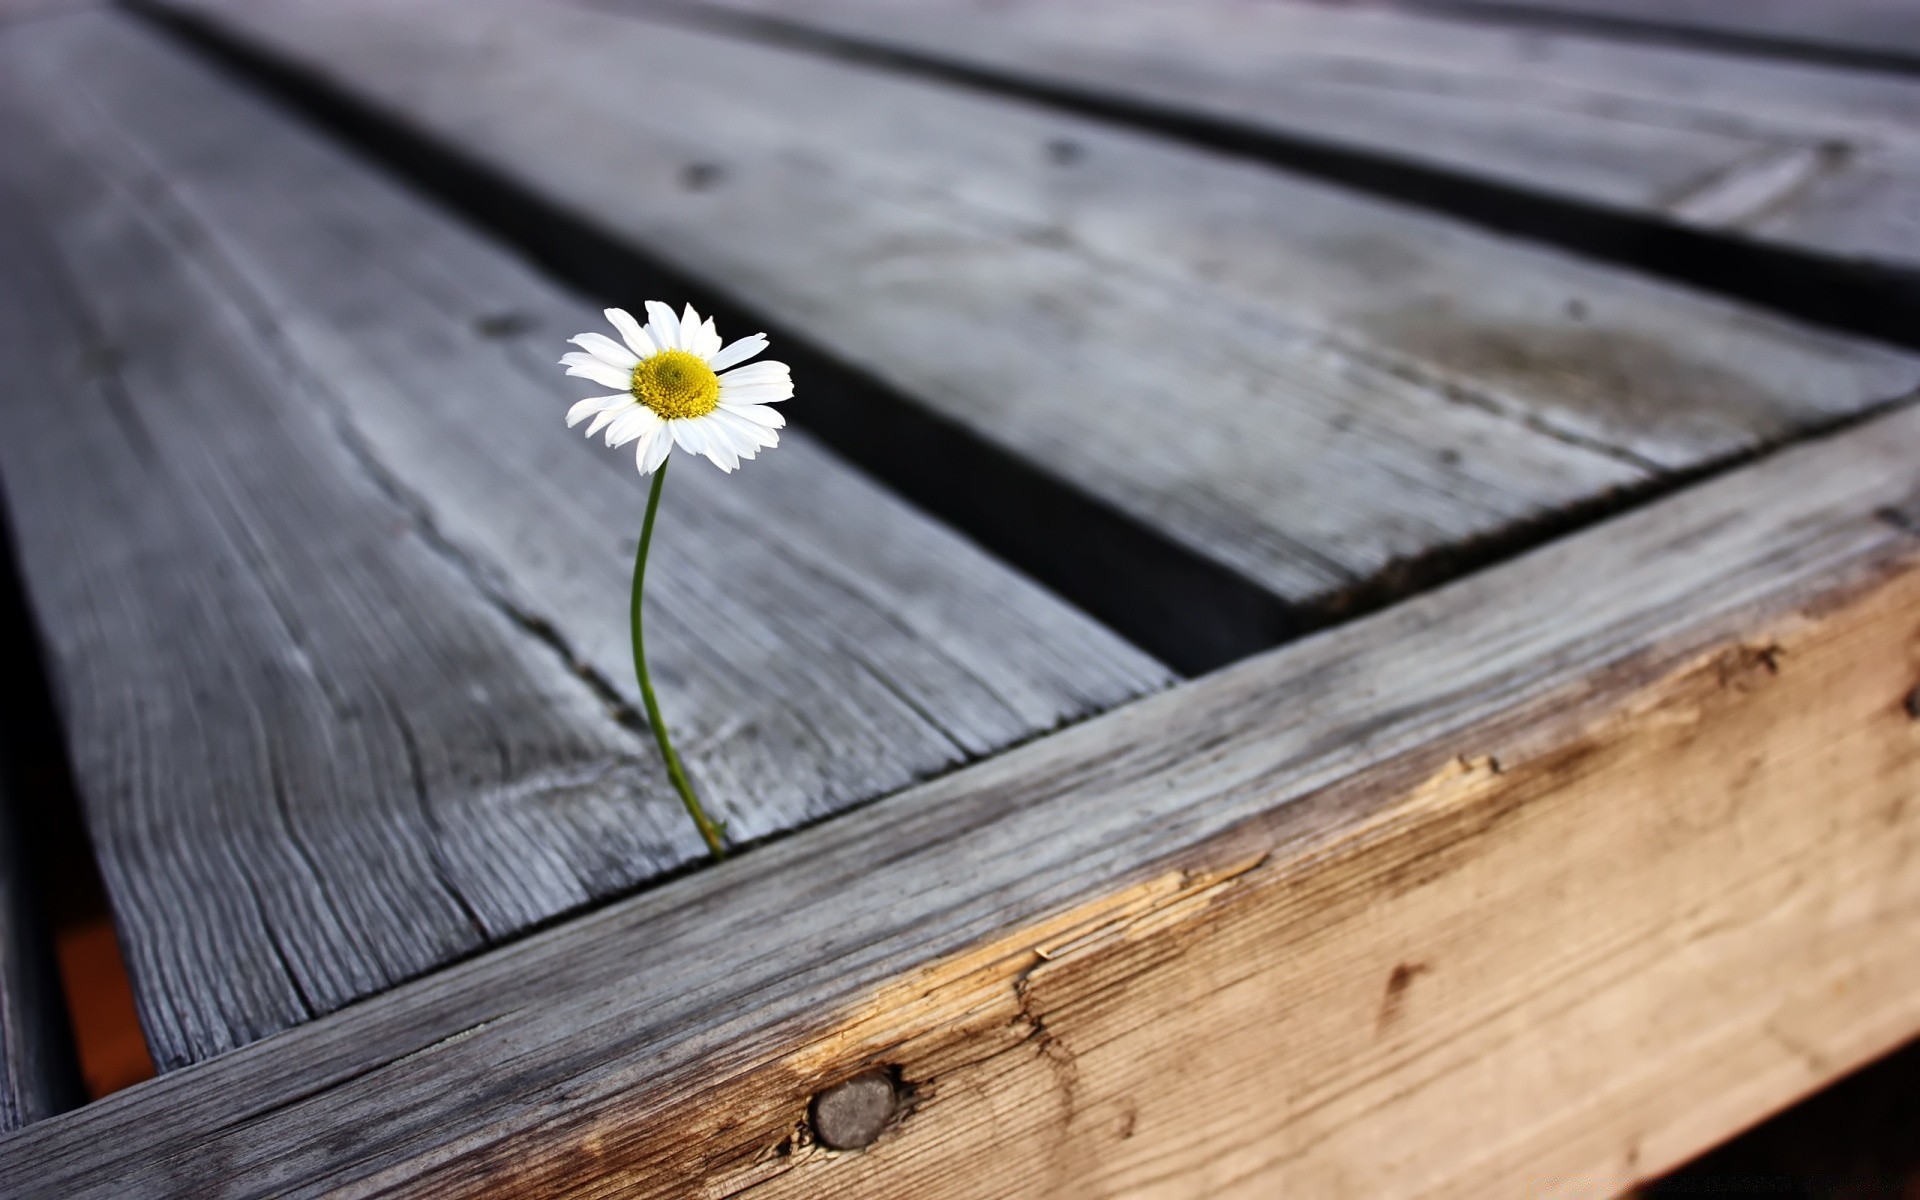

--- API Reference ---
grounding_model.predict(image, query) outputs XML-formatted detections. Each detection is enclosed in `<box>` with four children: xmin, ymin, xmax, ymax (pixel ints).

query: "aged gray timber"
<box><xmin>150</xmin><ymin>0</ymin><xmax>1920</xmax><ymax>620</ymax></box>
<box><xmin>657</xmin><ymin>0</ymin><xmax>1920</xmax><ymax>275</ymax></box>
<box><xmin>4</xmin><ymin>342</ymin><xmax>1920</xmax><ymax>1198</ymax></box>
<box><xmin>0</xmin><ymin>10</ymin><xmax>1168</xmax><ymax>1070</ymax></box>
<box><xmin>1413</xmin><ymin>0</ymin><xmax>1920</xmax><ymax>63</ymax></box>
<box><xmin>0</xmin><ymin>747</ymin><xmax>82</xmax><ymax>1130</ymax></box>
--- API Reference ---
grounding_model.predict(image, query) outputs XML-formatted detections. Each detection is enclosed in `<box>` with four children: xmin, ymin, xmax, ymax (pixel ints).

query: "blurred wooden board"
<box><xmin>652</xmin><ymin>0</ymin><xmax>1920</xmax><ymax>276</ymax></box>
<box><xmin>149</xmin><ymin>0</ymin><xmax>1920</xmax><ymax>646</ymax></box>
<box><xmin>1414</xmin><ymin>0</ymin><xmax>1920</xmax><ymax>63</ymax></box>
<box><xmin>0</xmin><ymin>9</ymin><xmax>1169</xmax><ymax>1070</ymax></box>
<box><xmin>5</xmin><ymin>339</ymin><xmax>1920</xmax><ymax>1198</ymax></box>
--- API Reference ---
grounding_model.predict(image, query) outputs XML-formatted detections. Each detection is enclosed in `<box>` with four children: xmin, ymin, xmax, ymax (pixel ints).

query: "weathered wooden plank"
<box><xmin>1414</xmin><ymin>0</ymin><xmax>1920</xmax><ymax>63</ymax></box>
<box><xmin>0</xmin><ymin>745</ymin><xmax>84</xmax><ymax>1131</ymax></box>
<box><xmin>0</xmin><ymin>10</ymin><xmax>1169</xmax><ymax>1070</ymax></box>
<box><xmin>4</xmin><ymin>372</ymin><xmax>1918</xmax><ymax>1196</ymax></box>
<box><xmin>145</xmin><ymin>0</ymin><xmax>1920</xmax><ymax>627</ymax></box>
<box><xmin>654</xmin><ymin>0</ymin><xmax>1920</xmax><ymax>276</ymax></box>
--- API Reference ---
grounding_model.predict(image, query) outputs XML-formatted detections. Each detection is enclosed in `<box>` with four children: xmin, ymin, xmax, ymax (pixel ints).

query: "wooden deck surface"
<box><xmin>629</xmin><ymin>0</ymin><xmax>1920</xmax><ymax>280</ymax></box>
<box><xmin>148</xmin><ymin>0</ymin><xmax>1920</xmax><ymax>629</ymax></box>
<box><xmin>0</xmin><ymin>0</ymin><xmax>1916</xmax><ymax>1193</ymax></box>
<box><xmin>0</xmin><ymin>8</ymin><xmax>1168</xmax><ymax>1071</ymax></box>
<box><xmin>5</xmin><ymin>348</ymin><xmax>1919</xmax><ymax>1198</ymax></box>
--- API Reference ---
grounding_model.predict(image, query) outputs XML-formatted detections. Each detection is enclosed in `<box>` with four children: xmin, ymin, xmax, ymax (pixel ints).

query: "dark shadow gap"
<box><xmin>0</xmin><ymin>481</ymin><xmax>123</xmax><ymax>1115</ymax></box>
<box><xmin>1401</xmin><ymin>0</ymin><xmax>1920</xmax><ymax>81</ymax></box>
<box><xmin>591</xmin><ymin>0</ymin><xmax>1920</xmax><ymax>355</ymax></box>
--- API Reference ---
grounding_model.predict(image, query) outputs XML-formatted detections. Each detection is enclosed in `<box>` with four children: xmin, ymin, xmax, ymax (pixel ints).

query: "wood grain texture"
<box><xmin>149</xmin><ymin>0</ymin><xmax>1920</xmax><ymax>613</ymax></box>
<box><xmin>0</xmin><ymin>10</ymin><xmax>1168</xmax><ymax>1070</ymax></box>
<box><xmin>4</xmin><ymin>385</ymin><xmax>1919</xmax><ymax>1197</ymax></box>
<box><xmin>0</xmin><ymin>748</ymin><xmax>83</xmax><ymax>1131</ymax></box>
<box><xmin>661</xmin><ymin>0</ymin><xmax>1920</xmax><ymax>273</ymax></box>
<box><xmin>1413</xmin><ymin>0</ymin><xmax>1920</xmax><ymax>62</ymax></box>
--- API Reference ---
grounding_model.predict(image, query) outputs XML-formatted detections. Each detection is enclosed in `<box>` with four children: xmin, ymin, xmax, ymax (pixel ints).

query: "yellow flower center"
<box><xmin>630</xmin><ymin>349</ymin><xmax>720</xmax><ymax>420</ymax></box>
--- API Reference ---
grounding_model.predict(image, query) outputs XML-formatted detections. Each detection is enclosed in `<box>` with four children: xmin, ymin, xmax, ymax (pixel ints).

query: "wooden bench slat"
<box><xmin>149</xmin><ymin>0</ymin><xmax>1920</xmax><ymax>620</ymax></box>
<box><xmin>0</xmin><ymin>10</ymin><xmax>1169</xmax><ymax>1069</ymax></box>
<box><xmin>655</xmin><ymin>0</ymin><xmax>1920</xmax><ymax>274</ymax></box>
<box><xmin>4</xmin><ymin>343</ymin><xmax>1919</xmax><ymax>1198</ymax></box>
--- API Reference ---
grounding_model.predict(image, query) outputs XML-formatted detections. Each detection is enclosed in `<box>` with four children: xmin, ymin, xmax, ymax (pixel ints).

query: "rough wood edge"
<box><xmin>3</xmin><ymin>407</ymin><xmax>1920</xmax><ymax>1195</ymax></box>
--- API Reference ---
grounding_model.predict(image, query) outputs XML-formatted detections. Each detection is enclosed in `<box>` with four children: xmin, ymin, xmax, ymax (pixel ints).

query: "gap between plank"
<box><xmin>575</xmin><ymin>0</ymin><xmax>1920</xmax><ymax>355</ymax></box>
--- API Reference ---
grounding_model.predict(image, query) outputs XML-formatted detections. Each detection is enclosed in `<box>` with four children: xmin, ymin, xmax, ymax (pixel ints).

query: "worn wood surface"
<box><xmin>147</xmin><ymin>0</ymin><xmax>1920</xmax><ymax>632</ymax></box>
<box><xmin>1413</xmin><ymin>0</ymin><xmax>1920</xmax><ymax>63</ymax></box>
<box><xmin>659</xmin><ymin>0</ymin><xmax>1920</xmax><ymax>276</ymax></box>
<box><xmin>0</xmin><ymin>747</ymin><xmax>83</xmax><ymax>1131</ymax></box>
<box><xmin>0</xmin><ymin>9</ymin><xmax>1168</xmax><ymax>1071</ymax></box>
<box><xmin>4</xmin><ymin>381</ymin><xmax>1918</xmax><ymax>1196</ymax></box>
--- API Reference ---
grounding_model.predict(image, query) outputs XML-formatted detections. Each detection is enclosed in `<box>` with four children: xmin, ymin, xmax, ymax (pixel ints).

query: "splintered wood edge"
<box><xmin>4</xmin><ymin>408</ymin><xmax>1920</xmax><ymax>1195</ymax></box>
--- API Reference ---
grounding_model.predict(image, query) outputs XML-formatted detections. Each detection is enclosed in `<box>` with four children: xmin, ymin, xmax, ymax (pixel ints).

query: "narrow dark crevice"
<box><xmin>128</xmin><ymin>0</ymin><xmax>1301</xmax><ymax>677</ymax></box>
<box><xmin>1401</xmin><ymin>0</ymin><xmax>1920</xmax><ymax>80</ymax></box>
<box><xmin>590</xmin><ymin>0</ymin><xmax>1920</xmax><ymax>354</ymax></box>
<box><xmin>0</xmin><ymin>482</ymin><xmax>99</xmax><ymax>1120</ymax></box>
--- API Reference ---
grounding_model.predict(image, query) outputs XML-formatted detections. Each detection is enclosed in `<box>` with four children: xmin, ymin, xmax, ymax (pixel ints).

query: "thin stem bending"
<box><xmin>630</xmin><ymin>459</ymin><xmax>728</xmax><ymax>859</ymax></box>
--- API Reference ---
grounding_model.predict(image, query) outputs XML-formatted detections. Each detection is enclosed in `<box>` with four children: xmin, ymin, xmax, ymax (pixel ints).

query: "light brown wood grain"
<box><xmin>3</xmin><ymin>391</ymin><xmax>1917</xmax><ymax>1196</ymax></box>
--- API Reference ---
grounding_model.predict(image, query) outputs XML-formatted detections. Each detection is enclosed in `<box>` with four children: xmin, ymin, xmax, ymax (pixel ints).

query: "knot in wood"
<box><xmin>809</xmin><ymin>1070</ymin><xmax>898</xmax><ymax>1151</ymax></box>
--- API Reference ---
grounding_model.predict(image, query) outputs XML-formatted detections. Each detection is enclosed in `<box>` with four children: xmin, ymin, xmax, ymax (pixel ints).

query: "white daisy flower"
<box><xmin>560</xmin><ymin>302</ymin><xmax>791</xmax><ymax>474</ymax></box>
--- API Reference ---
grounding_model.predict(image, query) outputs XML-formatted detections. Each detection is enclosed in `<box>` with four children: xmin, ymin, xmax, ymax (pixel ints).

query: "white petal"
<box><xmin>707</xmin><ymin>333</ymin><xmax>768</xmax><ymax>372</ymax></box>
<box><xmin>638</xmin><ymin>425</ymin><xmax>675</xmax><ymax>473</ymax></box>
<box><xmin>569</xmin><ymin>332</ymin><xmax>638</xmax><ymax>369</ymax></box>
<box><xmin>566</xmin><ymin>394</ymin><xmax>626</xmax><ymax>427</ymax></box>
<box><xmin>692</xmin><ymin>316</ymin><xmax>723</xmax><ymax>360</ymax></box>
<box><xmin>606</xmin><ymin>406</ymin><xmax>662</xmax><ymax>448</ymax></box>
<box><xmin>716</xmin><ymin>360</ymin><xmax>790</xmax><ymax>385</ymax></box>
<box><xmin>586</xmin><ymin>401</ymin><xmax>630</xmax><ymax>438</ymax></box>
<box><xmin>710</xmin><ymin>408</ymin><xmax>779</xmax><ymax>452</ymax></box>
<box><xmin>719</xmin><ymin>400</ymin><xmax>785</xmax><ymax>429</ymax></box>
<box><xmin>675</xmin><ymin>418</ymin><xmax>737</xmax><ymax>472</ymax></box>
<box><xmin>718</xmin><ymin>381</ymin><xmax>793</xmax><ymax>404</ymax></box>
<box><xmin>644</xmin><ymin>301</ymin><xmax>681</xmax><ymax>350</ymax></box>
<box><xmin>605</xmin><ymin>308</ymin><xmax>655</xmax><ymax>358</ymax></box>
<box><xmin>562</xmin><ymin>357</ymin><xmax>633</xmax><ymax>391</ymax></box>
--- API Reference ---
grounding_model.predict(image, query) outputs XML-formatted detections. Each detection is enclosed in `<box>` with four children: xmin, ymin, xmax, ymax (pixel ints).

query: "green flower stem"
<box><xmin>631</xmin><ymin>458</ymin><xmax>727</xmax><ymax>860</ymax></box>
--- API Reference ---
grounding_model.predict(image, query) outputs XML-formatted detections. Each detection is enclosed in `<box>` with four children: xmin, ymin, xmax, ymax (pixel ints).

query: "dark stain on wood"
<box><xmin>1378</xmin><ymin>961</ymin><xmax>1432</xmax><ymax>1031</ymax></box>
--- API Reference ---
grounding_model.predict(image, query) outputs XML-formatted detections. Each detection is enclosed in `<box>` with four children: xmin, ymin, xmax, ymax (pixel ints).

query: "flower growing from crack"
<box><xmin>559</xmin><ymin>303</ymin><xmax>793</xmax><ymax>859</ymax></box>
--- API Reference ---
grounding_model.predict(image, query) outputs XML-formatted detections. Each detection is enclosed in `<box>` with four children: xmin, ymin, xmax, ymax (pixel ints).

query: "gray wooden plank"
<box><xmin>0</xmin><ymin>9</ymin><xmax>1169</xmax><ymax>1069</ymax></box>
<box><xmin>651</xmin><ymin>0</ymin><xmax>1920</xmax><ymax>274</ymax></box>
<box><xmin>0</xmin><ymin>744</ymin><xmax>83</xmax><ymax>1130</ymax></box>
<box><xmin>1412</xmin><ymin>0</ymin><xmax>1920</xmax><ymax>62</ymax></box>
<box><xmin>146</xmin><ymin>0</ymin><xmax>1920</xmax><ymax>618</ymax></box>
<box><xmin>3</xmin><ymin>350</ymin><xmax>1919</xmax><ymax>1198</ymax></box>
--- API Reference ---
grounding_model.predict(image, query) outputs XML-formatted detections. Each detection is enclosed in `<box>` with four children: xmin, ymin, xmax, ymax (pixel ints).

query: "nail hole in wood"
<box><xmin>681</xmin><ymin>161</ymin><xmax>725</xmax><ymax>190</ymax></box>
<box><xmin>809</xmin><ymin>1069</ymin><xmax>899</xmax><ymax>1151</ymax></box>
<box><xmin>473</xmin><ymin>312</ymin><xmax>534</xmax><ymax>339</ymax></box>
